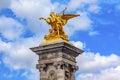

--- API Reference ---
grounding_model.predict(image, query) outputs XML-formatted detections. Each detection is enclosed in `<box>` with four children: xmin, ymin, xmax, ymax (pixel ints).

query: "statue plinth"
<box><xmin>41</xmin><ymin>35</ymin><xmax>69</xmax><ymax>44</ymax></box>
<box><xmin>30</xmin><ymin>41</ymin><xmax>84</xmax><ymax>80</ymax></box>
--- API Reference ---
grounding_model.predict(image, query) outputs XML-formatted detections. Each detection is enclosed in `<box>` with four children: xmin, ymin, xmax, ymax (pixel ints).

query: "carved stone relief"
<box><xmin>63</xmin><ymin>53</ymin><xmax>75</xmax><ymax>62</ymax></box>
<box><xmin>48</xmin><ymin>70</ymin><xmax>57</xmax><ymax>80</ymax></box>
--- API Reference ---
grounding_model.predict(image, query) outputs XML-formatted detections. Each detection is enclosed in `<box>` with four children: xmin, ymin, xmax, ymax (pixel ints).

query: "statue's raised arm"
<box><xmin>39</xmin><ymin>17</ymin><xmax>51</xmax><ymax>25</ymax></box>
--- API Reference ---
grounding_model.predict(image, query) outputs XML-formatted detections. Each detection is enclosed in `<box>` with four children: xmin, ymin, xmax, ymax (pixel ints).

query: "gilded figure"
<box><xmin>40</xmin><ymin>7</ymin><xmax>80</xmax><ymax>43</ymax></box>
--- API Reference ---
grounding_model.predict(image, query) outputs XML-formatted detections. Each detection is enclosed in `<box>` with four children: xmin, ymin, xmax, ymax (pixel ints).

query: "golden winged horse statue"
<box><xmin>40</xmin><ymin>7</ymin><xmax>80</xmax><ymax>44</ymax></box>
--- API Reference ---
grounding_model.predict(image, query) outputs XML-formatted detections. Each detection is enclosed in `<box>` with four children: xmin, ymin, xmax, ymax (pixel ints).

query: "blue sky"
<box><xmin>0</xmin><ymin>0</ymin><xmax>120</xmax><ymax>80</ymax></box>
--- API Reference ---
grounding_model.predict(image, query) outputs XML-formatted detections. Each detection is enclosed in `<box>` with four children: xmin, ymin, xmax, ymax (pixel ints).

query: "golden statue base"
<box><xmin>41</xmin><ymin>39</ymin><xmax>69</xmax><ymax>45</ymax></box>
<box><xmin>41</xmin><ymin>34</ymin><xmax>72</xmax><ymax>45</ymax></box>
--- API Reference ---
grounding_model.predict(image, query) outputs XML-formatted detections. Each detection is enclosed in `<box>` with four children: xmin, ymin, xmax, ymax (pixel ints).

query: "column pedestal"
<box><xmin>30</xmin><ymin>41</ymin><xmax>84</xmax><ymax>80</ymax></box>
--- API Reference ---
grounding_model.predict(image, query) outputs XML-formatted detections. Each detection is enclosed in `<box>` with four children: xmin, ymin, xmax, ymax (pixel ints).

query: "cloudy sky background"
<box><xmin>0</xmin><ymin>0</ymin><xmax>120</xmax><ymax>80</ymax></box>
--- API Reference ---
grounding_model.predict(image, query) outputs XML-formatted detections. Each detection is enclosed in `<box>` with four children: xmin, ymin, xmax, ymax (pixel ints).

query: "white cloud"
<box><xmin>10</xmin><ymin>0</ymin><xmax>54</xmax><ymax>18</ymax></box>
<box><xmin>77</xmin><ymin>66</ymin><xmax>120</xmax><ymax>80</ymax></box>
<box><xmin>76</xmin><ymin>52</ymin><xmax>120</xmax><ymax>73</ymax></box>
<box><xmin>10</xmin><ymin>0</ymin><xmax>57</xmax><ymax>36</ymax></box>
<box><xmin>76</xmin><ymin>52</ymin><xmax>120</xmax><ymax>80</ymax></box>
<box><xmin>65</xmin><ymin>12</ymin><xmax>92</xmax><ymax>35</ymax></box>
<box><xmin>68</xmin><ymin>0</ymin><xmax>100</xmax><ymax>13</ymax></box>
<box><xmin>2</xmin><ymin>37</ymin><xmax>40</xmax><ymax>70</ymax></box>
<box><xmin>115</xmin><ymin>66</ymin><xmax>120</xmax><ymax>71</ymax></box>
<box><xmin>0</xmin><ymin>16</ymin><xmax>24</xmax><ymax>40</ymax></box>
<box><xmin>0</xmin><ymin>37</ymin><xmax>40</xmax><ymax>80</ymax></box>
<box><xmin>71</xmin><ymin>41</ymin><xmax>85</xmax><ymax>49</ymax></box>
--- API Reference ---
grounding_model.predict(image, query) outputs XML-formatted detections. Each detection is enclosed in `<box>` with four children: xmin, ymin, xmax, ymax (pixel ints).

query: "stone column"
<box><xmin>30</xmin><ymin>41</ymin><xmax>84</xmax><ymax>80</ymax></box>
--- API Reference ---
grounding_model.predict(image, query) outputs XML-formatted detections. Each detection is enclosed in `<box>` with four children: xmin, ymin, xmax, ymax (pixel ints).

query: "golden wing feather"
<box><xmin>61</xmin><ymin>14</ymin><xmax>80</xmax><ymax>20</ymax></box>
